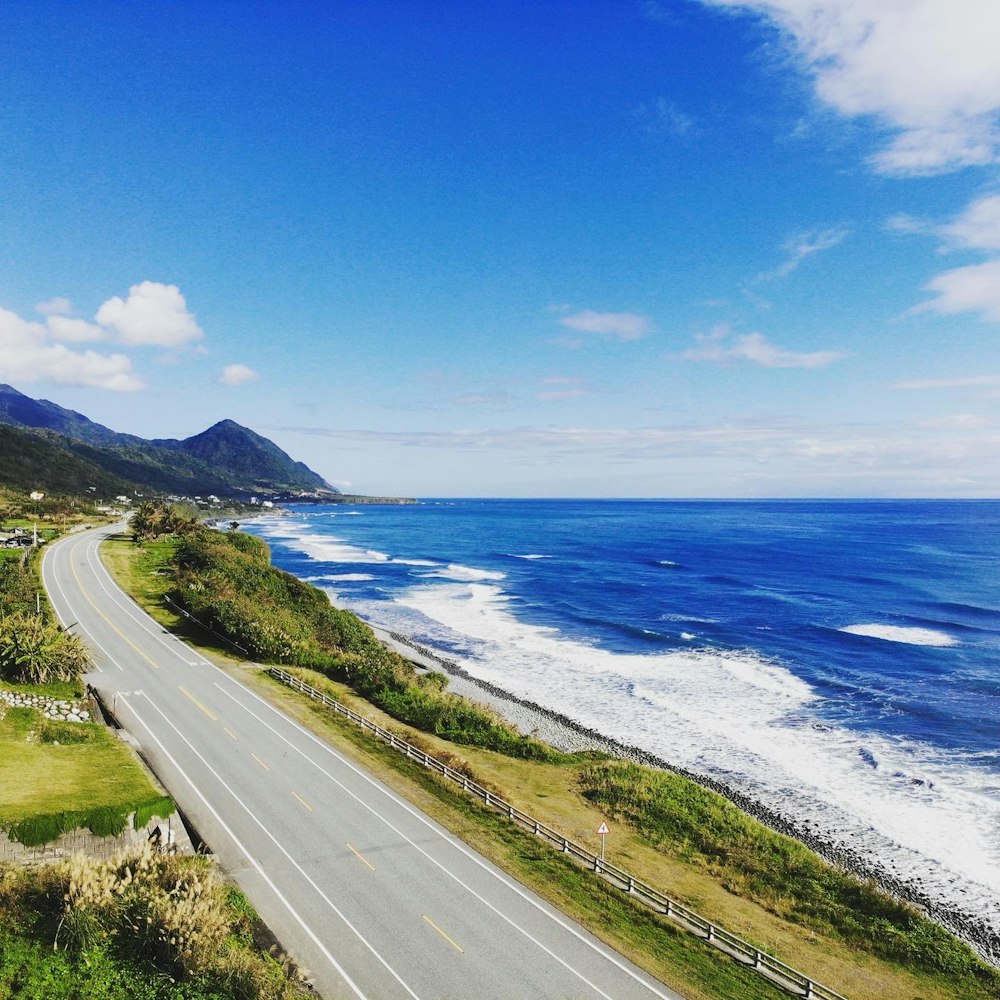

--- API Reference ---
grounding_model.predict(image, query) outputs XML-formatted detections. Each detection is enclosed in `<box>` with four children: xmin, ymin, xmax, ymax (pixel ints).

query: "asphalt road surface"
<box><xmin>42</xmin><ymin>524</ymin><xmax>684</xmax><ymax>1000</ymax></box>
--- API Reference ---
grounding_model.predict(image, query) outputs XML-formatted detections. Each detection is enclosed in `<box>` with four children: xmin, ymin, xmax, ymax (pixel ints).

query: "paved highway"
<box><xmin>43</xmin><ymin>524</ymin><xmax>683</xmax><ymax>1000</ymax></box>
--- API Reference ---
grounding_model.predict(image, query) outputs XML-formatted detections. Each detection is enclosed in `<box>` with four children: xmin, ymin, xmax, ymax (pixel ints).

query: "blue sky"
<box><xmin>2</xmin><ymin>1</ymin><xmax>999</xmax><ymax>497</ymax></box>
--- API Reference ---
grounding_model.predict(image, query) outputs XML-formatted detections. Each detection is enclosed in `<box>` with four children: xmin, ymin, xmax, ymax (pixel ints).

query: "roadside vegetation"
<box><xmin>0</xmin><ymin>844</ymin><xmax>303</xmax><ymax>1000</ymax></box>
<box><xmin>0</xmin><ymin>516</ymin><xmax>173</xmax><ymax>846</ymax></box>
<box><xmin>103</xmin><ymin>513</ymin><xmax>1000</xmax><ymax>1000</ymax></box>
<box><xmin>164</xmin><ymin>519</ymin><xmax>553</xmax><ymax>759</ymax></box>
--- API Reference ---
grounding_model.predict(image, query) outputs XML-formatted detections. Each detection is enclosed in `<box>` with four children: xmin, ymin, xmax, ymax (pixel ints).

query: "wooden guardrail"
<box><xmin>268</xmin><ymin>666</ymin><xmax>849</xmax><ymax>1000</ymax></box>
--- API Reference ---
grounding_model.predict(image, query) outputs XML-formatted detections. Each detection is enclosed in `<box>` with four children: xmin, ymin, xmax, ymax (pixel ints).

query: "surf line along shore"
<box><xmin>365</xmin><ymin>619</ymin><xmax>999</xmax><ymax>966</ymax></box>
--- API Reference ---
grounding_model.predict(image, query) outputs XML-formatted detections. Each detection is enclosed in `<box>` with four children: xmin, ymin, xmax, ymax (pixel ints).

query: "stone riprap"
<box><xmin>0</xmin><ymin>688</ymin><xmax>90</xmax><ymax>722</ymax></box>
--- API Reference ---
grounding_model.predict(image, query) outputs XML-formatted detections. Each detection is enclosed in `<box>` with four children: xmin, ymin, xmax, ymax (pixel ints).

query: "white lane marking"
<box><xmin>134</xmin><ymin>693</ymin><xmax>421</xmax><ymax>1000</ymax></box>
<box><xmin>68</xmin><ymin>525</ymin><xmax>671</xmax><ymax>998</ymax></box>
<box><xmin>83</xmin><ymin>538</ymin><xmax>195</xmax><ymax>665</ymax></box>
<box><xmin>42</xmin><ymin>536</ymin><xmax>124</xmax><ymax>673</ymax></box>
<box><xmin>114</xmin><ymin>694</ymin><xmax>370</xmax><ymax>1000</ymax></box>
<box><xmin>215</xmin><ymin>682</ymin><xmax>670</xmax><ymax>1000</ymax></box>
<box><xmin>41</xmin><ymin>539</ymin><xmax>104</xmax><ymax>671</ymax></box>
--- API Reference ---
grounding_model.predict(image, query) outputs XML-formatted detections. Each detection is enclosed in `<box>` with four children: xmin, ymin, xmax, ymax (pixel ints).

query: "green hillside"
<box><xmin>0</xmin><ymin>384</ymin><xmax>339</xmax><ymax>499</ymax></box>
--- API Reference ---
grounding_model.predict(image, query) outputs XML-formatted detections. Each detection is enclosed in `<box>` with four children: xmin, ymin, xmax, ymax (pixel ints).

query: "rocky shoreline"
<box><xmin>374</xmin><ymin>623</ymin><xmax>1000</xmax><ymax>967</ymax></box>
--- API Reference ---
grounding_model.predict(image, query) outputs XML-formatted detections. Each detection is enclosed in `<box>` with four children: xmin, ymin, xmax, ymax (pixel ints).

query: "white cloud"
<box><xmin>938</xmin><ymin>193</ymin><xmax>1000</xmax><ymax>251</ymax></box>
<box><xmin>537</xmin><ymin>388</ymin><xmax>588</xmax><ymax>401</ymax></box>
<box><xmin>892</xmin><ymin>374</ymin><xmax>1000</xmax><ymax>391</ymax></box>
<box><xmin>702</xmin><ymin>0</ymin><xmax>1000</xmax><ymax>175</ymax></box>
<box><xmin>279</xmin><ymin>417</ymin><xmax>1000</xmax><ymax>494</ymax></box>
<box><xmin>683</xmin><ymin>325</ymin><xmax>845</xmax><ymax>368</ymax></box>
<box><xmin>632</xmin><ymin>97</ymin><xmax>694</xmax><ymax>139</ymax></box>
<box><xmin>536</xmin><ymin>375</ymin><xmax>588</xmax><ymax>401</ymax></box>
<box><xmin>35</xmin><ymin>297</ymin><xmax>72</xmax><ymax>316</ymax></box>
<box><xmin>884</xmin><ymin>213</ymin><xmax>928</xmax><ymax>236</ymax></box>
<box><xmin>0</xmin><ymin>306</ymin><xmax>142</xmax><ymax>391</ymax></box>
<box><xmin>766</xmin><ymin>225</ymin><xmax>849</xmax><ymax>278</ymax></box>
<box><xmin>917</xmin><ymin>413</ymin><xmax>986</xmax><ymax>430</ymax></box>
<box><xmin>452</xmin><ymin>391</ymin><xmax>511</xmax><ymax>406</ymax></box>
<box><xmin>217</xmin><ymin>363</ymin><xmax>260</xmax><ymax>387</ymax></box>
<box><xmin>915</xmin><ymin>258</ymin><xmax>1000</xmax><ymax>321</ymax></box>
<box><xmin>558</xmin><ymin>310</ymin><xmax>652</xmax><ymax>341</ymax></box>
<box><xmin>96</xmin><ymin>281</ymin><xmax>204</xmax><ymax>347</ymax></box>
<box><xmin>46</xmin><ymin>315</ymin><xmax>107</xmax><ymax>343</ymax></box>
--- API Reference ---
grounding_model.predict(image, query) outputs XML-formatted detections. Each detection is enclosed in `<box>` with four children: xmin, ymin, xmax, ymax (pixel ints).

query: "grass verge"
<box><xmin>0</xmin><ymin>686</ymin><xmax>173</xmax><ymax>844</ymax></box>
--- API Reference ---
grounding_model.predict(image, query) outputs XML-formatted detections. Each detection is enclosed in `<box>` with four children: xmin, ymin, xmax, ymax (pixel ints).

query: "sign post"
<box><xmin>596</xmin><ymin>821</ymin><xmax>610</xmax><ymax>861</ymax></box>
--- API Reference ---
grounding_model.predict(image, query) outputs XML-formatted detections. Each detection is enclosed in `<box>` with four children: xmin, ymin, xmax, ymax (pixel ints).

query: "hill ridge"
<box><xmin>0</xmin><ymin>384</ymin><xmax>339</xmax><ymax>498</ymax></box>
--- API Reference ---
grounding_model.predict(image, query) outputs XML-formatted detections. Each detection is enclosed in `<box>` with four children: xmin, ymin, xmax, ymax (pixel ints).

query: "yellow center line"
<box><xmin>291</xmin><ymin>790</ymin><xmax>314</xmax><ymax>812</ymax></box>
<box><xmin>422</xmin><ymin>914</ymin><xmax>465</xmax><ymax>953</ymax></box>
<box><xmin>223</xmin><ymin>726</ymin><xmax>239</xmax><ymax>740</ymax></box>
<box><xmin>178</xmin><ymin>685</ymin><xmax>218</xmax><ymax>721</ymax></box>
<box><xmin>68</xmin><ymin>552</ymin><xmax>160</xmax><ymax>669</ymax></box>
<box><xmin>250</xmin><ymin>752</ymin><xmax>270</xmax><ymax>772</ymax></box>
<box><xmin>346</xmin><ymin>842</ymin><xmax>375</xmax><ymax>870</ymax></box>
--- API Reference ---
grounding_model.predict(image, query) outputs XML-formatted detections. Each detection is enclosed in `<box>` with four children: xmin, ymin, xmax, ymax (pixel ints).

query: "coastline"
<box><xmin>370</xmin><ymin>619</ymin><xmax>1000</xmax><ymax>966</ymax></box>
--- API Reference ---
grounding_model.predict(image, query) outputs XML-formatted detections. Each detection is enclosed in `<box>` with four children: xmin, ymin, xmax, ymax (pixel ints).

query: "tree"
<box><xmin>130</xmin><ymin>500</ymin><xmax>167</xmax><ymax>543</ymax></box>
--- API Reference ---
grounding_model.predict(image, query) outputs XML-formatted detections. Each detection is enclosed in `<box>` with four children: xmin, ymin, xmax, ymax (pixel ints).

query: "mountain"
<box><xmin>0</xmin><ymin>383</ymin><xmax>144</xmax><ymax>448</ymax></box>
<box><xmin>0</xmin><ymin>384</ymin><xmax>339</xmax><ymax>498</ymax></box>
<box><xmin>158</xmin><ymin>420</ymin><xmax>331</xmax><ymax>492</ymax></box>
<box><xmin>0</xmin><ymin>424</ymin><xmax>137</xmax><ymax>497</ymax></box>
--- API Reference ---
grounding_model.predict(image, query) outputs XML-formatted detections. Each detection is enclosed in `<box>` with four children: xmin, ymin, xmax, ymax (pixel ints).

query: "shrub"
<box><xmin>0</xmin><ymin>613</ymin><xmax>90</xmax><ymax>684</ymax></box>
<box><xmin>165</xmin><ymin>526</ymin><xmax>553</xmax><ymax>760</ymax></box>
<box><xmin>579</xmin><ymin>760</ymin><xmax>985</xmax><ymax>975</ymax></box>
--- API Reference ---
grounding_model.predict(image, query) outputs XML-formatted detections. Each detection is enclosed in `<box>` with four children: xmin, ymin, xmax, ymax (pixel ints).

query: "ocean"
<box><xmin>242</xmin><ymin>499</ymin><xmax>1000</xmax><ymax>939</ymax></box>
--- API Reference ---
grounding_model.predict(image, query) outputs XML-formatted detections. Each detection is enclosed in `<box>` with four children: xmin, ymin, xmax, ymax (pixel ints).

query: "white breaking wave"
<box><xmin>511</xmin><ymin>553</ymin><xmax>551</xmax><ymax>560</ymax></box>
<box><xmin>260</xmin><ymin>519</ymin><xmax>390</xmax><ymax>564</ymax></box>
<box><xmin>423</xmin><ymin>564</ymin><xmax>507</xmax><ymax>582</ymax></box>
<box><xmin>393</xmin><ymin>578</ymin><xmax>1000</xmax><ymax>918</ymax></box>
<box><xmin>840</xmin><ymin>623</ymin><xmax>957</xmax><ymax>647</ymax></box>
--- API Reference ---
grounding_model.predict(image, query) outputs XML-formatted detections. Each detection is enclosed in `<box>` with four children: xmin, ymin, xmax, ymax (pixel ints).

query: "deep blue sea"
<box><xmin>244</xmin><ymin>499</ymin><xmax>1000</xmax><ymax>925</ymax></box>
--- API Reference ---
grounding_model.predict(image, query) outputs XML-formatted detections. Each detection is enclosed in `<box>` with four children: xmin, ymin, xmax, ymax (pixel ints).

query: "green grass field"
<box><xmin>0</xmin><ymin>683</ymin><xmax>171</xmax><ymax>845</ymax></box>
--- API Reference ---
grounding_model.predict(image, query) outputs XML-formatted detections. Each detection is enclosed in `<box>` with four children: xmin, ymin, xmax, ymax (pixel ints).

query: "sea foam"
<box><xmin>393</xmin><ymin>578</ymin><xmax>1000</xmax><ymax>914</ymax></box>
<box><xmin>839</xmin><ymin>623</ymin><xmax>957</xmax><ymax>646</ymax></box>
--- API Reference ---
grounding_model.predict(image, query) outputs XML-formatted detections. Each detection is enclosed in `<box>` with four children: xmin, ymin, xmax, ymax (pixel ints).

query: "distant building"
<box><xmin>29</xmin><ymin>491</ymin><xmax>44</xmax><ymax>501</ymax></box>
<box><xmin>262</xmin><ymin>500</ymin><xmax>274</xmax><ymax>508</ymax></box>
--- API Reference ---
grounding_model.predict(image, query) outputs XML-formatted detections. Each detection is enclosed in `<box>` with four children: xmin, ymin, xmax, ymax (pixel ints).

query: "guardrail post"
<box><xmin>507</xmin><ymin>804</ymin><xmax>514</xmax><ymax>819</ymax></box>
<box><xmin>753</xmin><ymin>950</ymin><xmax>762</xmax><ymax>969</ymax></box>
<box><xmin>627</xmin><ymin>876</ymin><xmax>634</xmax><ymax>893</ymax></box>
<box><xmin>707</xmin><ymin>925</ymin><xmax>715</xmax><ymax>943</ymax></box>
<box><xmin>533</xmin><ymin>820</ymin><xmax>540</xmax><ymax>835</ymax></box>
<box><xmin>562</xmin><ymin>838</ymin><xmax>569</xmax><ymax>853</ymax></box>
<box><xmin>594</xmin><ymin>857</ymin><xmax>601</xmax><ymax>873</ymax></box>
<box><xmin>484</xmin><ymin>791</ymin><xmax>491</xmax><ymax>806</ymax></box>
<box><xmin>804</xmin><ymin>982</ymin><xmax>816</xmax><ymax>1000</ymax></box>
<box><xmin>664</xmin><ymin>899</ymin><xmax>672</xmax><ymax>917</ymax></box>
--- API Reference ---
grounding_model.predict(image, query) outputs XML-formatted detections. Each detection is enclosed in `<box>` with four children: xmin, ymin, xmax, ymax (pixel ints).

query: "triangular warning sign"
<box><xmin>596</xmin><ymin>822</ymin><xmax>610</xmax><ymax>835</ymax></box>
